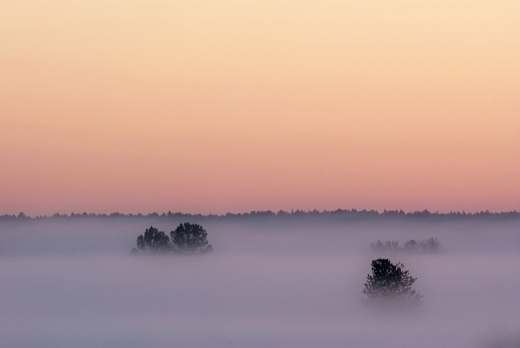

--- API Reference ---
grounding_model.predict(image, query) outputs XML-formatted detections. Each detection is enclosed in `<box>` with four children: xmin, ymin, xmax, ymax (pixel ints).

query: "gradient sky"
<box><xmin>1</xmin><ymin>0</ymin><xmax>519</xmax><ymax>215</ymax></box>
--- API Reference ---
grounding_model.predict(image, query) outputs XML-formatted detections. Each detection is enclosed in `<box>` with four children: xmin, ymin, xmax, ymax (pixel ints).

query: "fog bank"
<box><xmin>1</xmin><ymin>218</ymin><xmax>519</xmax><ymax>347</ymax></box>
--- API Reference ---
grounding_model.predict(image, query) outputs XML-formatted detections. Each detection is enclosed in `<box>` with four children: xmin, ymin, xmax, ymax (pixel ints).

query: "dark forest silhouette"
<box><xmin>2</xmin><ymin>209</ymin><xmax>519</xmax><ymax>223</ymax></box>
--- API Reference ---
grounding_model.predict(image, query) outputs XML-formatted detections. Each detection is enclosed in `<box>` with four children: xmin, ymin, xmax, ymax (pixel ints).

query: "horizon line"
<box><xmin>3</xmin><ymin>208</ymin><xmax>519</xmax><ymax>220</ymax></box>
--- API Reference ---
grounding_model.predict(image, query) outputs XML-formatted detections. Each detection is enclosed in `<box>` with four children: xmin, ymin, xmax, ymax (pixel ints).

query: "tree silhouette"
<box><xmin>370</xmin><ymin>240</ymin><xmax>399</xmax><ymax>252</ymax></box>
<box><xmin>170</xmin><ymin>222</ymin><xmax>212</xmax><ymax>253</ymax></box>
<box><xmin>136</xmin><ymin>226</ymin><xmax>171</xmax><ymax>253</ymax></box>
<box><xmin>361</xmin><ymin>259</ymin><xmax>424</xmax><ymax>310</ymax></box>
<box><xmin>404</xmin><ymin>239</ymin><xmax>419</xmax><ymax>252</ymax></box>
<box><xmin>420</xmin><ymin>237</ymin><xmax>440</xmax><ymax>253</ymax></box>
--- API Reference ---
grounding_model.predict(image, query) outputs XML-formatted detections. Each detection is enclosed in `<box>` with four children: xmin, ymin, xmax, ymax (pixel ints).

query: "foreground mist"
<box><xmin>1</xmin><ymin>217</ymin><xmax>520</xmax><ymax>347</ymax></box>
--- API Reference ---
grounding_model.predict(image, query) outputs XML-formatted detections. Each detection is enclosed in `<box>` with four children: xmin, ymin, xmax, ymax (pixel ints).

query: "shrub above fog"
<box><xmin>136</xmin><ymin>226</ymin><xmax>171</xmax><ymax>253</ymax></box>
<box><xmin>370</xmin><ymin>237</ymin><xmax>442</xmax><ymax>253</ymax></box>
<box><xmin>361</xmin><ymin>258</ymin><xmax>424</xmax><ymax>311</ymax></box>
<box><xmin>131</xmin><ymin>223</ymin><xmax>213</xmax><ymax>255</ymax></box>
<box><xmin>170</xmin><ymin>223</ymin><xmax>213</xmax><ymax>254</ymax></box>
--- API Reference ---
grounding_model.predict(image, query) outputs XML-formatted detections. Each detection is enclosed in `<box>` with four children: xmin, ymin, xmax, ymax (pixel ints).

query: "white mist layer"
<box><xmin>1</xmin><ymin>219</ymin><xmax>519</xmax><ymax>347</ymax></box>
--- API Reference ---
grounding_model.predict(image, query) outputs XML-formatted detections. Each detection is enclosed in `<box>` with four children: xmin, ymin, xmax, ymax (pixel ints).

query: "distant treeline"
<box><xmin>2</xmin><ymin>209</ymin><xmax>519</xmax><ymax>222</ymax></box>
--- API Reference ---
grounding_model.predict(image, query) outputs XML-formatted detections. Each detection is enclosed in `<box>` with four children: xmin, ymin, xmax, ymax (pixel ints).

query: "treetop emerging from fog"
<box><xmin>362</xmin><ymin>259</ymin><xmax>424</xmax><ymax>311</ymax></box>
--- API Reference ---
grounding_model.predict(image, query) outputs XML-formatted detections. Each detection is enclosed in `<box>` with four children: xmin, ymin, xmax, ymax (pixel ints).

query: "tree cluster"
<box><xmin>370</xmin><ymin>237</ymin><xmax>441</xmax><ymax>253</ymax></box>
<box><xmin>131</xmin><ymin>223</ymin><xmax>212</xmax><ymax>254</ymax></box>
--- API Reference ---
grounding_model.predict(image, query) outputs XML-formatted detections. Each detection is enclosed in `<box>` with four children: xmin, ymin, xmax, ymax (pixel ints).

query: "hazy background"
<box><xmin>1</xmin><ymin>218</ymin><xmax>520</xmax><ymax>347</ymax></box>
<box><xmin>1</xmin><ymin>0</ymin><xmax>519</xmax><ymax>215</ymax></box>
<box><xmin>2</xmin><ymin>1</ymin><xmax>519</xmax><ymax>346</ymax></box>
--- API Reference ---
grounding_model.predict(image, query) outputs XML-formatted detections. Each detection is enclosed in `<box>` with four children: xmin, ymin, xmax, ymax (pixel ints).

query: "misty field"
<box><xmin>1</xmin><ymin>218</ymin><xmax>520</xmax><ymax>348</ymax></box>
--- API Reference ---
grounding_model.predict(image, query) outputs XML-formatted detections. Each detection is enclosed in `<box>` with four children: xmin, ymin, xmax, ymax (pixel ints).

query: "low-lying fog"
<box><xmin>1</xmin><ymin>218</ymin><xmax>520</xmax><ymax>347</ymax></box>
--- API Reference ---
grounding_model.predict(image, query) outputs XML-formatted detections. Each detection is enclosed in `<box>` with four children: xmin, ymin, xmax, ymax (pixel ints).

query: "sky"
<box><xmin>1</xmin><ymin>0</ymin><xmax>519</xmax><ymax>215</ymax></box>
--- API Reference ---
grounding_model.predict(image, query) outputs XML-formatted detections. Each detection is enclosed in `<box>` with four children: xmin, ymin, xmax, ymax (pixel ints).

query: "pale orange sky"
<box><xmin>1</xmin><ymin>1</ymin><xmax>519</xmax><ymax>215</ymax></box>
